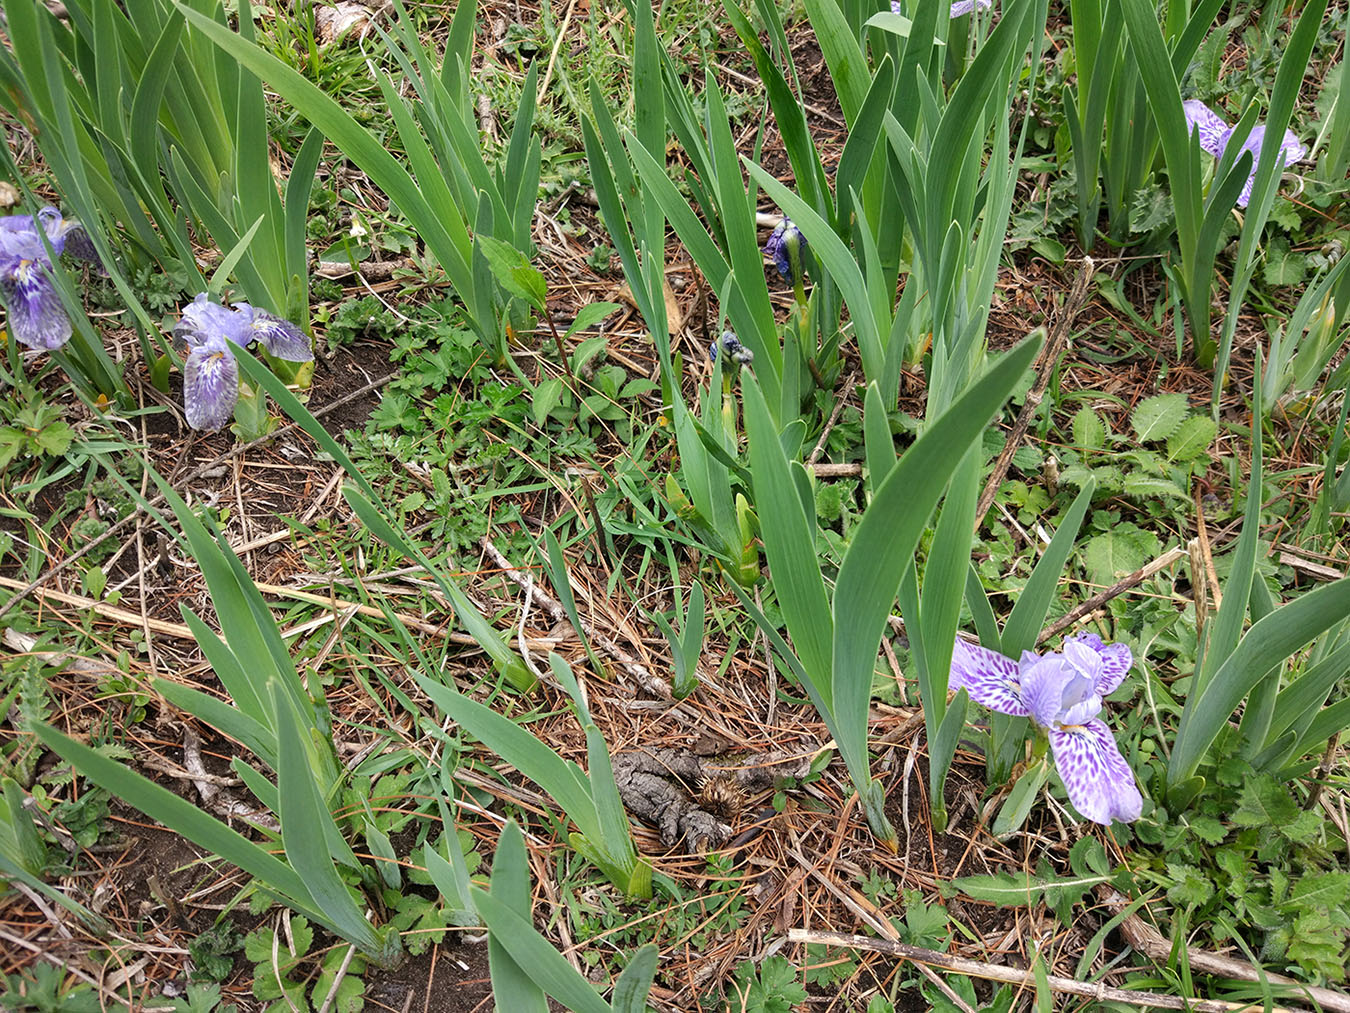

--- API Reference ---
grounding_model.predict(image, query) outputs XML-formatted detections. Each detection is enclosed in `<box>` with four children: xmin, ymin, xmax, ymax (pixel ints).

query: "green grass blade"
<box><xmin>31</xmin><ymin>722</ymin><xmax>318</xmax><ymax>910</ymax></box>
<box><xmin>413</xmin><ymin>672</ymin><xmax>601</xmax><ymax>843</ymax></box>
<box><xmin>742</xmin><ymin>373</ymin><xmax>835</xmax><ymax>685</ymax></box>
<box><xmin>272</xmin><ymin>683</ymin><xmax>395</xmax><ymax>962</ymax></box>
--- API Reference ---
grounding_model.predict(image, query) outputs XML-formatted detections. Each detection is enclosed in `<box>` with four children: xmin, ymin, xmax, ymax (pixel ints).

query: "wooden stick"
<box><xmin>1096</xmin><ymin>888</ymin><xmax>1350</xmax><ymax>1013</ymax></box>
<box><xmin>976</xmin><ymin>258</ymin><xmax>1095</xmax><ymax>531</ymax></box>
<box><xmin>787</xmin><ymin>929</ymin><xmax>1305</xmax><ymax>1013</ymax></box>
<box><xmin>1037</xmin><ymin>545</ymin><xmax>1187</xmax><ymax>644</ymax></box>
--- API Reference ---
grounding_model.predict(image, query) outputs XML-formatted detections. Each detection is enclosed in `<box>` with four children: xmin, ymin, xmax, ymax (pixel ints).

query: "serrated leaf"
<box><xmin>1122</xmin><ymin>474</ymin><xmax>1189</xmax><ymax>501</ymax></box>
<box><xmin>1263</xmin><ymin>235</ymin><xmax>1309</xmax><ymax>287</ymax></box>
<box><xmin>1186</xmin><ymin>815</ymin><xmax>1228</xmax><ymax>845</ymax></box>
<box><xmin>1232</xmin><ymin>773</ymin><xmax>1298</xmax><ymax>828</ymax></box>
<box><xmin>1166</xmin><ymin>415</ymin><xmax>1217</xmax><ymax>462</ymax></box>
<box><xmin>1011</xmin><ymin>445</ymin><xmax>1044</xmax><ymax>472</ymax></box>
<box><xmin>1290</xmin><ymin>872</ymin><xmax>1350</xmax><ymax>910</ymax></box>
<box><xmin>1071</xmin><ymin>407</ymin><xmax>1107</xmax><ymax>450</ymax></box>
<box><xmin>1081</xmin><ymin>524</ymin><xmax>1161</xmax><ymax>587</ymax></box>
<box><xmin>1165</xmin><ymin>863</ymin><xmax>1215</xmax><ymax>907</ymax></box>
<box><xmin>1279</xmin><ymin>808</ymin><xmax>1323</xmax><ymax>845</ymax></box>
<box><xmin>1130</xmin><ymin>393</ymin><xmax>1190</xmax><ymax>443</ymax></box>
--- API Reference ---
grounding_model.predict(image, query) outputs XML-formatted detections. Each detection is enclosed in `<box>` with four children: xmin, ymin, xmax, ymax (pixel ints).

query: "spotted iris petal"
<box><xmin>891</xmin><ymin>0</ymin><xmax>993</xmax><ymax>17</ymax></box>
<box><xmin>949</xmin><ymin>634</ymin><xmax>1142</xmax><ymax>824</ymax></box>
<box><xmin>1181</xmin><ymin>101</ymin><xmax>1308</xmax><ymax>209</ymax></box>
<box><xmin>1182</xmin><ymin>100</ymin><xmax>1232</xmax><ymax>158</ymax></box>
<box><xmin>0</xmin><ymin>206</ymin><xmax>99</xmax><ymax>351</ymax></box>
<box><xmin>183</xmin><ymin>332</ymin><xmax>239</xmax><ymax>432</ymax></box>
<box><xmin>0</xmin><ymin>259</ymin><xmax>71</xmax><ymax>350</ymax></box>
<box><xmin>174</xmin><ymin>293</ymin><xmax>313</xmax><ymax>432</ymax></box>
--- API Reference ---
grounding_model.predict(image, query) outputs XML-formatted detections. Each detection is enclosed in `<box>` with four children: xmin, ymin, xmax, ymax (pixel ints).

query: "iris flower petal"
<box><xmin>1015</xmin><ymin>659</ymin><xmax>1074</xmax><ymax>729</ymax></box>
<box><xmin>950</xmin><ymin>639</ymin><xmax>1029</xmax><ymax>716</ymax></box>
<box><xmin>1182</xmin><ymin>100</ymin><xmax>1231</xmax><ymax>159</ymax></box>
<box><xmin>184</xmin><ymin>339</ymin><xmax>239</xmax><ymax>432</ymax></box>
<box><xmin>891</xmin><ymin>0</ymin><xmax>992</xmax><ymax>16</ymax></box>
<box><xmin>1232</xmin><ymin>125</ymin><xmax>1308</xmax><ymax>208</ymax></box>
<box><xmin>1048</xmin><ymin>718</ymin><xmax>1144</xmax><ymax>825</ymax></box>
<box><xmin>248</xmin><ymin>310</ymin><xmax>312</xmax><ymax>361</ymax></box>
<box><xmin>1</xmin><ymin>260</ymin><xmax>72</xmax><ymax>350</ymax></box>
<box><xmin>1069</xmin><ymin>632</ymin><xmax>1132</xmax><ymax>695</ymax></box>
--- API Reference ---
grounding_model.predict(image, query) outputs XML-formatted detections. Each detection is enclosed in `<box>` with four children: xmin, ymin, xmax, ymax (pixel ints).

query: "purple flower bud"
<box><xmin>712</xmin><ymin>330</ymin><xmax>753</xmax><ymax>366</ymax></box>
<box><xmin>764</xmin><ymin>218</ymin><xmax>806</xmax><ymax>285</ymax></box>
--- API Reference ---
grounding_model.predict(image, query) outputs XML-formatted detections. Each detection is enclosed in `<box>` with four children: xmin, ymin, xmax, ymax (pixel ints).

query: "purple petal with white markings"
<box><xmin>950</xmin><ymin>638</ymin><xmax>1029</xmax><ymax>716</ymax></box>
<box><xmin>177</xmin><ymin>293</ymin><xmax>251</xmax><ymax>349</ymax></box>
<box><xmin>1232</xmin><ymin>126</ymin><xmax>1308</xmax><ymax>208</ymax></box>
<box><xmin>1</xmin><ymin>260</ymin><xmax>72</xmax><ymax>350</ymax></box>
<box><xmin>1182</xmin><ymin>100</ymin><xmax>1231</xmax><ymax>159</ymax></box>
<box><xmin>184</xmin><ymin>337</ymin><xmax>239</xmax><ymax>431</ymax></box>
<box><xmin>1068</xmin><ymin>632</ymin><xmax>1132</xmax><ymax>695</ymax></box>
<box><xmin>1048</xmin><ymin>718</ymin><xmax>1143</xmax><ymax>825</ymax></box>
<box><xmin>248</xmin><ymin>310</ymin><xmax>312</xmax><ymax>361</ymax></box>
<box><xmin>948</xmin><ymin>0</ymin><xmax>992</xmax><ymax>16</ymax></box>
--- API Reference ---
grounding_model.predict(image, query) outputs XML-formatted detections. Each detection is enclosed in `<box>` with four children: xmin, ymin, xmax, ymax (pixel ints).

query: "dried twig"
<box><xmin>1037</xmin><ymin>546</ymin><xmax>1187</xmax><ymax>644</ymax></box>
<box><xmin>976</xmin><ymin>258</ymin><xmax>1095</xmax><ymax>530</ymax></box>
<box><xmin>788</xmin><ymin>928</ymin><xmax>1304</xmax><ymax>1012</ymax></box>
<box><xmin>1095</xmin><ymin>888</ymin><xmax>1350</xmax><ymax>1013</ymax></box>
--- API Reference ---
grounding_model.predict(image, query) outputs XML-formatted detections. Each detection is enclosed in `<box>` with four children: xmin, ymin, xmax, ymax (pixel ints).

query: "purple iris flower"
<box><xmin>890</xmin><ymin>0</ymin><xmax>993</xmax><ymax>18</ymax></box>
<box><xmin>1182</xmin><ymin>100</ymin><xmax>1308</xmax><ymax>208</ymax></box>
<box><xmin>950</xmin><ymin>632</ymin><xmax>1144</xmax><ymax>825</ymax></box>
<box><xmin>763</xmin><ymin>218</ymin><xmax>806</xmax><ymax>285</ymax></box>
<box><xmin>0</xmin><ymin>207</ymin><xmax>99</xmax><ymax>351</ymax></box>
<box><xmin>173</xmin><ymin>293</ymin><xmax>313</xmax><ymax>432</ymax></box>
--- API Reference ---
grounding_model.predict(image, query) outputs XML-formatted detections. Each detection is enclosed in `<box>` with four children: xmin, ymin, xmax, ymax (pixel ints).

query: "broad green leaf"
<box><xmin>742</xmin><ymin>373</ymin><xmax>835</xmax><ymax>684</ymax></box>
<box><xmin>413</xmin><ymin>672</ymin><xmax>601</xmax><ymax>844</ymax></box>
<box><xmin>1165</xmin><ymin>415</ymin><xmax>1217</xmax><ymax>462</ymax></box>
<box><xmin>1071</xmin><ymin>406</ymin><xmax>1107</xmax><ymax>450</ymax></box>
<box><xmin>486</xmin><ymin>821</ymin><xmax>549</xmax><ymax>1013</ymax></box>
<box><xmin>832</xmin><ymin>337</ymin><xmax>1041</xmax><ymax>789</ymax></box>
<box><xmin>31</xmin><ymin>722</ymin><xmax>318</xmax><ymax>916</ymax></box>
<box><xmin>943</xmin><ymin>870</ymin><xmax>1109</xmax><ymax>906</ymax></box>
<box><xmin>473</xmin><ymin>885</ymin><xmax>610</xmax><ymax>1013</ymax></box>
<box><xmin>563</xmin><ymin>302</ymin><xmax>622</xmax><ymax>341</ymax></box>
<box><xmin>478</xmin><ymin>235</ymin><xmax>547</xmax><ymax>311</ymax></box>
<box><xmin>1129</xmin><ymin>393</ymin><xmax>1189</xmax><ymax>443</ymax></box>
